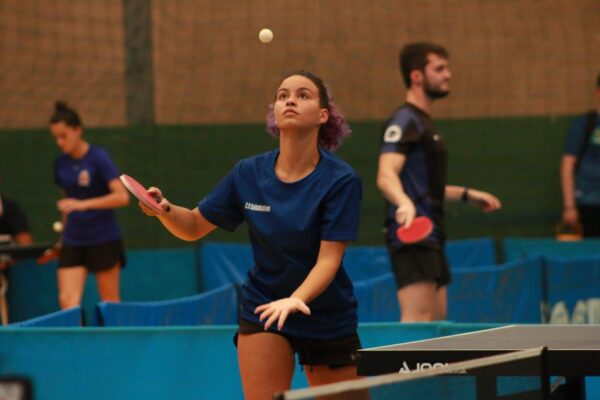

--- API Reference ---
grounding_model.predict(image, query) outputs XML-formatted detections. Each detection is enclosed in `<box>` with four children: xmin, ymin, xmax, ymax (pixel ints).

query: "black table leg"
<box><xmin>476</xmin><ymin>376</ymin><xmax>497</xmax><ymax>400</ymax></box>
<box><xmin>564</xmin><ymin>376</ymin><xmax>585</xmax><ymax>400</ymax></box>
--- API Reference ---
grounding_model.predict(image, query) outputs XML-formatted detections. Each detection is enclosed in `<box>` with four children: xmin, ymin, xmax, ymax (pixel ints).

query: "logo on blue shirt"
<box><xmin>383</xmin><ymin>124</ymin><xmax>402</xmax><ymax>143</ymax></box>
<box><xmin>245</xmin><ymin>202</ymin><xmax>271</xmax><ymax>212</ymax></box>
<box><xmin>78</xmin><ymin>169</ymin><xmax>91</xmax><ymax>187</ymax></box>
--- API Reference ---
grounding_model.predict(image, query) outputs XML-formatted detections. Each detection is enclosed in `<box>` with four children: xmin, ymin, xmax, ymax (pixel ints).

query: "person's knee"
<box><xmin>400</xmin><ymin>300</ymin><xmax>438</xmax><ymax>321</ymax></box>
<box><xmin>95</xmin><ymin>266</ymin><xmax>121</xmax><ymax>302</ymax></box>
<box><xmin>58</xmin><ymin>292</ymin><xmax>81</xmax><ymax>309</ymax></box>
<box><xmin>96</xmin><ymin>280</ymin><xmax>120</xmax><ymax>302</ymax></box>
<box><xmin>401</xmin><ymin>309</ymin><xmax>435</xmax><ymax>322</ymax></box>
<box><xmin>99</xmin><ymin>292</ymin><xmax>120</xmax><ymax>302</ymax></box>
<box><xmin>433</xmin><ymin>305</ymin><xmax>447</xmax><ymax>321</ymax></box>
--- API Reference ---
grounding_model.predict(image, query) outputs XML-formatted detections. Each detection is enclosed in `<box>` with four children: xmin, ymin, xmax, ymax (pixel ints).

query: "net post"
<box><xmin>123</xmin><ymin>0</ymin><xmax>155</xmax><ymax>125</ymax></box>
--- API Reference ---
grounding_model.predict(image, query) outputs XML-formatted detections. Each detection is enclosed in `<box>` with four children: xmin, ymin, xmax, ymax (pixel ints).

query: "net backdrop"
<box><xmin>0</xmin><ymin>0</ymin><xmax>598</xmax><ymax>129</ymax></box>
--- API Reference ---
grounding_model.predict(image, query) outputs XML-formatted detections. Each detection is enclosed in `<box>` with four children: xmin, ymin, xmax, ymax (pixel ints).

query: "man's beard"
<box><xmin>425</xmin><ymin>82</ymin><xmax>450</xmax><ymax>99</ymax></box>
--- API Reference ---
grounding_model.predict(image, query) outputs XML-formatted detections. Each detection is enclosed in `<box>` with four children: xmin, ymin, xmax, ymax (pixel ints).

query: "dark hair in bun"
<box><xmin>49</xmin><ymin>101</ymin><xmax>82</xmax><ymax>128</ymax></box>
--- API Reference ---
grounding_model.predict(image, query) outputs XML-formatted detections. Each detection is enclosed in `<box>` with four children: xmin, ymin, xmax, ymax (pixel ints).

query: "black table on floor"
<box><xmin>356</xmin><ymin>325</ymin><xmax>600</xmax><ymax>399</ymax></box>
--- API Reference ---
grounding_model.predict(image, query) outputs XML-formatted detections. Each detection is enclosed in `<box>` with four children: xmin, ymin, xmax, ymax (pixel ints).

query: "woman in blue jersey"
<box><xmin>138</xmin><ymin>71</ymin><xmax>363</xmax><ymax>399</ymax></box>
<box><xmin>49</xmin><ymin>102</ymin><xmax>130</xmax><ymax>310</ymax></box>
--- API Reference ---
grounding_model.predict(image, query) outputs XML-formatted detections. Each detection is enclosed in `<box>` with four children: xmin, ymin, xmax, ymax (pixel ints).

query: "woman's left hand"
<box><xmin>466</xmin><ymin>189</ymin><xmax>502</xmax><ymax>212</ymax></box>
<box><xmin>57</xmin><ymin>198</ymin><xmax>86</xmax><ymax>214</ymax></box>
<box><xmin>255</xmin><ymin>297</ymin><xmax>311</xmax><ymax>331</ymax></box>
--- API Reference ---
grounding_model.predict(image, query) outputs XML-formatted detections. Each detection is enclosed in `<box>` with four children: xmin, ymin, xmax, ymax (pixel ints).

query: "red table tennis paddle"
<box><xmin>396</xmin><ymin>216</ymin><xmax>433</xmax><ymax>244</ymax></box>
<box><xmin>37</xmin><ymin>243</ymin><xmax>61</xmax><ymax>265</ymax></box>
<box><xmin>120</xmin><ymin>174</ymin><xmax>168</xmax><ymax>213</ymax></box>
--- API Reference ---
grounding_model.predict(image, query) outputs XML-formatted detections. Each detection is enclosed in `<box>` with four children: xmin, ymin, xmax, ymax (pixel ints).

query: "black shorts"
<box><xmin>389</xmin><ymin>245</ymin><xmax>451</xmax><ymax>289</ymax></box>
<box><xmin>58</xmin><ymin>240</ymin><xmax>126</xmax><ymax>272</ymax></box>
<box><xmin>234</xmin><ymin>318</ymin><xmax>361</xmax><ymax>369</ymax></box>
<box><xmin>578</xmin><ymin>205</ymin><xmax>600</xmax><ymax>237</ymax></box>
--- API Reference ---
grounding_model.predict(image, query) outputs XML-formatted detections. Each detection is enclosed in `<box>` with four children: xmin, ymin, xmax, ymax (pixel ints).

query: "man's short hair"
<box><xmin>399</xmin><ymin>42</ymin><xmax>449</xmax><ymax>88</ymax></box>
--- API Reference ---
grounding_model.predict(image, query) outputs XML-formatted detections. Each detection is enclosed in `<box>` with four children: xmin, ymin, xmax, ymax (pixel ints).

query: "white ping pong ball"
<box><xmin>259</xmin><ymin>28</ymin><xmax>273</xmax><ymax>43</ymax></box>
<box><xmin>53</xmin><ymin>221</ymin><xmax>63</xmax><ymax>233</ymax></box>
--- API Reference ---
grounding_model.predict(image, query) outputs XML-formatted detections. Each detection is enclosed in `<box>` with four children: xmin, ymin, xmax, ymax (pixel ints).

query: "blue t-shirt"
<box><xmin>54</xmin><ymin>145</ymin><xmax>122</xmax><ymax>246</ymax></box>
<box><xmin>564</xmin><ymin>112</ymin><xmax>600</xmax><ymax>206</ymax></box>
<box><xmin>199</xmin><ymin>148</ymin><xmax>362</xmax><ymax>339</ymax></box>
<box><xmin>379</xmin><ymin>103</ymin><xmax>448</xmax><ymax>249</ymax></box>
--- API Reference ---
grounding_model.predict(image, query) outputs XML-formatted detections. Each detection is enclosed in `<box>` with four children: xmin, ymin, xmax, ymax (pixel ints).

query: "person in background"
<box><xmin>560</xmin><ymin>73</ymin><xmax>600</xmax><ymax>237</ymax></box>
<box><xmin>376</xmin><ymin>42</ymin><xmax>501</xmax><ymax>322</ymax></box>
<box><xmin>0</xmin><ymin>181</ymin><xmax>33</xmax><ymax>324</ymax></box>
<box><xmin>49</xmin><ymin>101</ymin><xmax>129</xmax><ymax>309</ymax></box>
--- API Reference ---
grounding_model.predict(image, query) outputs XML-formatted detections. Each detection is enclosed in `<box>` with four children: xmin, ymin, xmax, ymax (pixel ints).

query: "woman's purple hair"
<box><xmin>266</xmin><ymin>70</ymin><xmax>351</xmax><ymax>152</ymax></box>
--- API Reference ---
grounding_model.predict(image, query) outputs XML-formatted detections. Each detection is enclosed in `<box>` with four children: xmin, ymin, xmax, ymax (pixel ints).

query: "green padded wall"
<box><xmin>0</xmin><ymin>115</ymin><xmax>570</xmax><ymax>248</ymax></box>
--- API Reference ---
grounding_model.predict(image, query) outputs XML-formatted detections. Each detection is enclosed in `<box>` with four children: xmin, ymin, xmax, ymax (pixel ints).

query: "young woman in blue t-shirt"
<box><xmin>49</xmin><ymin>102</ymin><xmax>130</xmax><ymax>310</ymax></box>
<box><xmin>137</xmin><ymin>71</ymin><xmax>364</xmax><ymax>399</ymax></box>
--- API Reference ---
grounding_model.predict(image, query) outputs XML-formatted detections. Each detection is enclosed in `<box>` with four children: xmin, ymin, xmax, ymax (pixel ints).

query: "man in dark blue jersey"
<box><xmin>561</xmin><ymin>73</ymin><xmax>600</xmax><ymax>237</ymax></box>
<box><xmin>377</xmin><ymin>42</ymin><xmax>502</xmax><ymax>322</ymax></box>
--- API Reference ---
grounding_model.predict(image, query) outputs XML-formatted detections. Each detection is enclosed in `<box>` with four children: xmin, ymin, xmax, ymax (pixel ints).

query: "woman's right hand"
<box><xmin>139</xmin><ymin>187</ymin><xmax>172</xmax><ymax>216</ymax></box>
